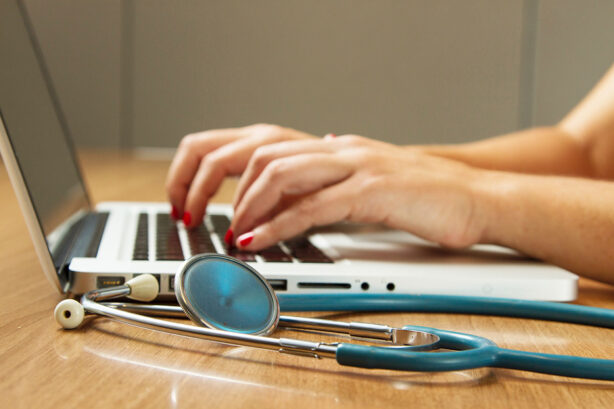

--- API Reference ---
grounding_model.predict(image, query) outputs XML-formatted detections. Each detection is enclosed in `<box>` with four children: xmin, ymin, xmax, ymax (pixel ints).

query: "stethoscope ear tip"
<box><xmin>126</xmin><ymin>274</ymin><xmax>159</xmax><ymax>302</ymax></box>
<box><xmin>54</xmin><ymin>299</ymin><xmax>85</xmax><ymax>329</ymax></box>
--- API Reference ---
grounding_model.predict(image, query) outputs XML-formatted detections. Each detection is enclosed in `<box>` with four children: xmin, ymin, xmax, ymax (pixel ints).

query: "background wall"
<box><xmin>24</xmin><ymin>0</ymin><xmax>614</xmax><ymax>149</ymax></box>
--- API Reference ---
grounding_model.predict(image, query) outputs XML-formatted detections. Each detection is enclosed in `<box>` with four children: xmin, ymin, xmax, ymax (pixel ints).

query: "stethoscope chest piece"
<box><xmin>174</xmin><ymin>254</ymin><xmax>280</xmax><ymax>336</ymax></box>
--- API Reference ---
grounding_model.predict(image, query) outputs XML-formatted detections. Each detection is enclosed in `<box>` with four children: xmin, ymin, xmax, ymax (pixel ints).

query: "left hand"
<box><xmin>229</xmin><ymin>135</ymin><xmax>490</xmax><ymax>251</ymax></box>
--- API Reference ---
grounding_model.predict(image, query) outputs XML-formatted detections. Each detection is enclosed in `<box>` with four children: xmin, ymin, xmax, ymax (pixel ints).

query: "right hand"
<box><xmin>229</xmin><ymin>134</ymin><xmax>487</xmax><ymax>251</ymax></box>
<box><xmin>165</xmin><ymin>124</ymin><xmax>317</xmax><ymax>228</ymax></box>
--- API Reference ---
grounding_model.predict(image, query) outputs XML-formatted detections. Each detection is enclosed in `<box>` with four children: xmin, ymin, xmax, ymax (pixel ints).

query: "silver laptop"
<box><xmin>0</xmin><ymin>0</ymin><xmax>578</xmax><ymax>301</ymax></box>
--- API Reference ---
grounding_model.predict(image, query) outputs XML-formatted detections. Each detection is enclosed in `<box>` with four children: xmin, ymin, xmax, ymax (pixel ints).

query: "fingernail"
<box><xmin>324</xmin><ymin>133</ymin><xmax>336</xmax><ymax>139</ymax></box>
<box><xmin>182</xmin><ymin>211</ymin><xmax>192</xmax><ymax>226</ymax></box>
<box><xmin>237</xmin><ymin>232</ymin><xmax>254</xmax><ymax>247</ymax></box>
<box><xmin>224</xmin><ymin>229</ymin><xmax>234</xmax><ymax>247</ymax></box>
<box><xmin>171</xmin><ymin>205</ymin><xmax>180</xmax><ymax>220</ymax></box>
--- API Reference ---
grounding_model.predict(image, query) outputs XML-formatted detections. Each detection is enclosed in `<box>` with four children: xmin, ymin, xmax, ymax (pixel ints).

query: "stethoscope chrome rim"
<box><xmin>174</xmin><ymin>253</ymin><xmax>281</xmax><ymax>336</ymax></box>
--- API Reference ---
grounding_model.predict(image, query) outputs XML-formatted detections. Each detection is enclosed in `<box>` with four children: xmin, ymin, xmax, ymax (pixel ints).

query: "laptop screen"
<box><xmin>0</xmin><ymin>1</ymin><xmax>89</xmax><ymax>257</ymax></box>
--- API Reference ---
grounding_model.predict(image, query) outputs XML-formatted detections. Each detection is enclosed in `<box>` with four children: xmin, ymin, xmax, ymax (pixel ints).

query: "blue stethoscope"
<box><xmin>55</xmin><ymin>254</ymin><xmax>614</xmax><ymax>381</ymax></box>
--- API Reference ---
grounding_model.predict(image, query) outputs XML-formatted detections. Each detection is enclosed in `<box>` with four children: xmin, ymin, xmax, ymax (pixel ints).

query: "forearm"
<box><xmin>476</xmin><ymin>171</ymin><xmax>614</xmax><ymax>284</ymax></box>
<box><xmin>416</xmin><ymin>126</ymin><xmax>594</xmax><ymax>177</ymax></box>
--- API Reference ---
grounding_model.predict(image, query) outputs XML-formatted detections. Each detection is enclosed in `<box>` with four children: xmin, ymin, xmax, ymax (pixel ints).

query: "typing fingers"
<box><xmin>182</xmin><ymin>136</ymin><xmax>285</xmax><ymax>227</ymax></box>
<box><xmin>167</xmin><ymin>124</ymin><xmax>318</xmax><ymax>226</ymax></box>
<box><xmin>234</xmin><ymin>178</ymin><xmax>358</xmax><ymax>251</ymax></box>
<box><xmin>231</xmin><ymin>153</ymin><xmax>354</xmax><ymax>241</ymax></box>
<box><xmin>165</xmin><ymin>128</ymin><xmax>244</xmax><ymax>218</ymax></box>
<box><xmin>233</xmin><ymin>138</ymin><xmax>337</xmax><ymax>208</ymax></box>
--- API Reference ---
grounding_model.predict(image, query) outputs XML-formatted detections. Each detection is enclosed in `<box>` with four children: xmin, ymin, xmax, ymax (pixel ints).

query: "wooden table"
<box><xmin>1</xmin><ymin>150</ymin><xmax>614</xmax><ymax>409</ymax></box>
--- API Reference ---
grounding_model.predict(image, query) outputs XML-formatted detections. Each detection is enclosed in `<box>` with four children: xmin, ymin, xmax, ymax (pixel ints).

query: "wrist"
<box><xmin>468</xmin><ymin>169</ymin><xmax>520</xmax><ymax>246</ymax></box>
<box><xmin>405</xmin><ymin>144</ymin><xmax>448</xmax><ymax>155</ymax></box>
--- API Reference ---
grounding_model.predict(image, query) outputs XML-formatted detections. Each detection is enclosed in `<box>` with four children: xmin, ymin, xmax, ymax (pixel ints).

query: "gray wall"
<box><xmin>26</xmin><ymin>0</ymin><xmax>123</xmax><ymax>147</ymax></box>
<box><xmin>24</xmin><ymin>0</ymin><xmax>614</xmax><ymax>149</ymax></box>
<box><xmin>532</xmin><ymin>0</ymin><xmax>614</xmax><ymax>125</ymax></box>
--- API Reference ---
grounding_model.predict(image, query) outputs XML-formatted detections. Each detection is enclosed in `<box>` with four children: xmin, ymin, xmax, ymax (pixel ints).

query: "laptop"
<box><xmin>0</xmin><ymin>0</ymin><xmax>578</xmax><ymax>301</ymax></box>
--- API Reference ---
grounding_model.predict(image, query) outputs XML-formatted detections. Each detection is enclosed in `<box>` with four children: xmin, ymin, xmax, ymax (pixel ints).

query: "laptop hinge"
<box><xmin>54</xmin><ymin>211</ymin><xmax>110</xmax><ymax>284</ymax></box>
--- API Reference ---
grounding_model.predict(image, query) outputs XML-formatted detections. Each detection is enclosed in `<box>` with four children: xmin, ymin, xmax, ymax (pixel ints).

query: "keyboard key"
<box><xmin>132</xmin><ymin>213</ymin><xmax>149</xmax><ymax>260</ymax></box>
<box><xmin>187</xmin><ymin>224</ymin><xmax>216</xmax><ymax>255</ymax></box>
<box><xmin>258</xmin><ymin>245</ymin><xmax>292</xmax><ymax>262</ymax></box>
<box><xmin>156</xmin><ymin>213</ymin><xmax>185</xmax><ymax>261</ymax></box>
<box><xmin>228</xmin><ymin>248</ymin><xmax>257</xmax><ymax>262</ymax></box>
<box><xmin>284</xmin><ymin>237</ymin><xmax>333</xmax><ymax>263</ymax></box>
<box><xmin>209</xmin><ymin>214</ymin><xmax>256</xmax><ymax>261</ymax></box>
<box><xmin>209</xmin><ymin>214</ymin><xmax>231</xmax><ymax>237</ymax></box>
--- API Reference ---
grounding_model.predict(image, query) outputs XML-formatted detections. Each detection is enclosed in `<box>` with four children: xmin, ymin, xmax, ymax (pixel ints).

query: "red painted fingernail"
<box><xmin>182</xmin><ymin>211</ymin><xmax>192</xmax><ymax>226</ymax></box>
<box><xmin>324</xmin><ymin>133</ymin><xmax>336</xmax><ymax>139</ymax></box>
<box><xmin>224</xmin><ymin>229</ymin><xmax>234</xmax><ymax>247</ymax></box>
<box><xmin>171</xmin><ymin>205</ymin><xmax>180</xmax><ymax>220</ymax></box>
<box><xmin>237</xmin><ymin>232</ymin><xmax>254</xmax><ymax>247</ymax></box>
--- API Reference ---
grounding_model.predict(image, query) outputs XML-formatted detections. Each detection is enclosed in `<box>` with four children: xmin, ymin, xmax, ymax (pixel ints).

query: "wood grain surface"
<box><xmin>1</xmin><ymin>151</ymin><xmax>613</xmax><ymax>409</ymax></box>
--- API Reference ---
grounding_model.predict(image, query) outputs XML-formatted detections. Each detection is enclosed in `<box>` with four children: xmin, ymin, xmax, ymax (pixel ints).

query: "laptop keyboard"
<box><xmin>132</xmin><ymin>212</ymin><xmax>333</xmax><ymax>263</ymax></box>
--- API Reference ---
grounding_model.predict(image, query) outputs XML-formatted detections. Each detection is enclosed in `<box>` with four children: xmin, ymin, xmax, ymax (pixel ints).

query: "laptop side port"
<box><xmin>267</xmin><ymin>279</ymin><xmax>287</xmax><ymax>291</ymax></box>
<box><xmin>96</xmin><ymin>276</ymin><xmax>125</xmax><ymax>288</ymax></box>
<box><xmin>297</xmin><ymin>282</ymin><xmax>351</xmax><ymax>289</ymax></box>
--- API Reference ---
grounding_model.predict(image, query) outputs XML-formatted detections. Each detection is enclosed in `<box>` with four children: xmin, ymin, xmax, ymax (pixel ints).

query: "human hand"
<box><xmin>229</xmin><ymin>135</ymin><xmax>491</xmax><ymax>251</ymax></box>
<box><xmin>165</xmin><ymin>124</ymin><xmax>317</xmax><ymax>227</ymax></box>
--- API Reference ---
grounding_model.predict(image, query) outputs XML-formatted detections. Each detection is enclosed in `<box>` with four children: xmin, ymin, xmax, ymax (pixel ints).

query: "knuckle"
<box><xmin>251</xmin><ymin>146</ymin><xmax>275</xmax><ymax>169</ymax></box>
<box><xmin>359</xmin><ymin>175</ymin><xmax>384</xmax><ymax>194</ymax></box>
<box><xmin>250</xmin><ymin>123</ymin><xmax>285</xmax><ymax>141</ymax></box>
<box><xmin>201</xmin><ymin>152</ymin><xmax>222</xmax><ymax>170</ymax></box>
<box><xmin>294</xmin><ymin>201</ymin><xmax>318</xmax><ymax>230</ymax></box>
<box><xmin>247</xmin><ymin>123</ymin><xmax>270</xmax><ymax>129</ymax></box>
<box><xmin>341</xmin><ymin>134</ymin><xmax>364</xmax><ymax>145</ymax></box>
<box><xmin>297</xmin><ymin>195</ymin><xmax>320</xmax><ymax>216</ymax></box>
<box><xmin>250</xmin><ymin>123</ymin><xmax>280</xmax><ymax>133</ymax></box>
<box><xmin>344</xmin><ymin>148</ymin><xmax>373</xmax><ymax>164</ymax></box>
<box><xmin>263</xmin><ymin>159</ymin><xmax>289</xmax><ymax>182</ymax></box>
<box><xmin>178</xmin><ymin>133</ymin><xmax>199</xmax><ymax>150</ymax></box>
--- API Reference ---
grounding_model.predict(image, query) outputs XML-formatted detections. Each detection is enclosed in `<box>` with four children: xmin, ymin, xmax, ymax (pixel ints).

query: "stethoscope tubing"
<box><xmin>335</xmin><ymin>324</ymin><xmax>614</xmax><ymax>380</ymax></box>
<box><xmin>278</xmin><ymin>293</ymin><xmax>614</xmax><ymax>329</ymax></box>
<box><xmin>279</xmin><ymin>294</ymin><xmax>614</xmax><ymax>380</ymax></box>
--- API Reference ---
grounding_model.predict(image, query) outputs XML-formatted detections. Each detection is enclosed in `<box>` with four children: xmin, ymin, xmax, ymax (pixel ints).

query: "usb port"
<box><xmin>96</xmin><ymin>276</ymin><xmax>125</xmax><ymax>288</ymax></box>
<box><xmin>267</xmin><ymin>279</ymin><xmax>287</xmax><ymax>291</ymax></box>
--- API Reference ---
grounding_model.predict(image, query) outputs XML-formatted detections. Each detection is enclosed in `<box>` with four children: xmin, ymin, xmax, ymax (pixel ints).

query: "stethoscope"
<box><xmin>55</xmin><ymin>253</ymin><xmax>614</xmax><ymax>381</ymax></box>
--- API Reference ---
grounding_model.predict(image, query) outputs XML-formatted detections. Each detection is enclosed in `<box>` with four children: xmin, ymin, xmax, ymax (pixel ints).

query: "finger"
<box><xmin>235</xmin><ymin>180</ymin><xmax>356</xmax><ymax>251</ymax></box>
<box><xmin>166</xmin><ymin>128</ymin><xmax>246</xmax><ymax>216</ymax></box>
<box><xmin>182</xmin><ymin>135</ymin><xmax>287</xmax><ymax>228</ymax></box>
<box><xmin>231</xmin><ymin>153</ymin><xmax>353</xmax><ymax>237</ymax></box>
<box><xmin>233</xmin><ymin>138</ymin><xmax>338</xmax><ymax>208</ymax></box>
